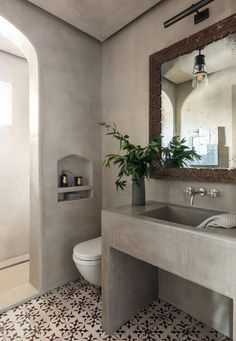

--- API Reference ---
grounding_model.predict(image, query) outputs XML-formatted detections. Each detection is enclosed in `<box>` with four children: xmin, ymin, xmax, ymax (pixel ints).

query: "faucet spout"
<box><xmin>190</xmin><ymin>192</ymin><xmax>195</xmax><ymax>206</ymax></box>
<box><xmin>184</xmin><ymin>186</ymin><xmax>206</xmax><ymax>206</ymax></box>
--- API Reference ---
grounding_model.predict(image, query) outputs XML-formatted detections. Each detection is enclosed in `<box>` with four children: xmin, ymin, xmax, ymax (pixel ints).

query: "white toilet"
<box><xmin>73</xmin><ymin>236</ymin><xmax>101</xmax><ymax>286</ymax></box>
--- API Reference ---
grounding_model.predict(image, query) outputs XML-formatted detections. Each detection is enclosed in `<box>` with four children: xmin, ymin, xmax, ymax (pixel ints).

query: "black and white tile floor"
<box><xmin>0</xmin><ymin>279</ymin><xmax>231</xmax><ymax>340</ymax></box>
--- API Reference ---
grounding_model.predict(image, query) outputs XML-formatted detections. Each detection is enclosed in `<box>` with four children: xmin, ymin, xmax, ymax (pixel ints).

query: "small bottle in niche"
<box><xmin>60</xmin><ymin>171</ymin><xmax>68</xmax><ymax>187</ymax></box>
<box><xmin>75</xmin><ymin>176</ymin><xmax>83</xmax><ymax>186</ymax></box>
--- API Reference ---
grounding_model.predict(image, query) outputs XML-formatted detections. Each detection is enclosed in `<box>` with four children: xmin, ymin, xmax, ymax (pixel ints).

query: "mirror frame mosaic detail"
<box><xmin>149</xmin><ymin>14</ymin><xmax>236</xmax><ymax>183</ymax></box>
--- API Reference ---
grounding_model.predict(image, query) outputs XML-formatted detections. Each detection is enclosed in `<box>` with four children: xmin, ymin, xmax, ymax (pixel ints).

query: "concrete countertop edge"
<box><xmin>102</xmin><ymin>201</ymin><xmax>236</xmax><ymax>244</ymax></box>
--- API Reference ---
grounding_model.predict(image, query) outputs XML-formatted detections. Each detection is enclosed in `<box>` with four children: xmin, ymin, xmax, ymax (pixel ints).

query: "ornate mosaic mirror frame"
<box><xmin>149</xmin><ymin>14</ymin><xmax>236</xmax><ymax>182</ymax></box>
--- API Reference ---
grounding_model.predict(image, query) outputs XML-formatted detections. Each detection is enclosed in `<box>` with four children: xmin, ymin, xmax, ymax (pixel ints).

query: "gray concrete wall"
<box><xmin>101</xmin><ymin>0</ymin><xmax>235</xmax><ymax>335</ymax></box>
<box><xmin>0</xmin><ymin>0</ymin><xmax>101</xmax><ymax>291</ymax></box>
<box><xmin>0</xmin><ymin>51</ymin><xmax>29</xmax><ymax>263</ymax></box>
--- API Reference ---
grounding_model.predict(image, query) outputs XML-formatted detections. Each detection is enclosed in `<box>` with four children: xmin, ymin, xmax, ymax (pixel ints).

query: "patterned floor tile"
<box><xmin>0</xmin><ymin>279</ymin><xmax>231</xmax><ymax>341</ymax></box>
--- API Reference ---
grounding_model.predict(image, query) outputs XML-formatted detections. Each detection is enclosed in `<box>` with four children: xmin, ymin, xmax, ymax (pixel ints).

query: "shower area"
<box><xmin>0</xmin><ymin>34</ymin><xmax>34</xmax><ymax>307</ymax></box>
<box><xmin>0</xmin><ymin>14</ymin><xmax>40</xmax><ymax>311</ymax></box>
<box><xmin>0</xmin><ymin>49</ymin><xmax>29</xmax><ymax>281</ymax></box>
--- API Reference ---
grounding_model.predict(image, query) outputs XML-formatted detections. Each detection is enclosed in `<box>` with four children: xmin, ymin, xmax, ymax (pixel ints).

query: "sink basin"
<box><xmin>141</xmin><ymin>205</ymin><xmax>223</xmax><ymax>227</ymax></box>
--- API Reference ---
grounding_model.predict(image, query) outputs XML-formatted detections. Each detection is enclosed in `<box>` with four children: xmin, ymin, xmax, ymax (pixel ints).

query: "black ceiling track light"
<box><xmin>164</xmin><ymin>0</ymin><xmax>215</xmax><ymax>28</ymax></box>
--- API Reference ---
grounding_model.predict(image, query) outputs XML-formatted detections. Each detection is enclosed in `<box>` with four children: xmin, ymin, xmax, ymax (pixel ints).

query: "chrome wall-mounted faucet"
<box><xmin>184</xmin><ymin>186</ymin><xmax>220</xmax><ymax>206</ymax></box>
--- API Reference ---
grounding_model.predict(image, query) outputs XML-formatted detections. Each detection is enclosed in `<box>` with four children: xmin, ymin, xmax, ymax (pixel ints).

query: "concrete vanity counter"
<box><xmin>102</xmin><ymin>201</ymin><xmax>236</xmax><ymax>338</ymax></box>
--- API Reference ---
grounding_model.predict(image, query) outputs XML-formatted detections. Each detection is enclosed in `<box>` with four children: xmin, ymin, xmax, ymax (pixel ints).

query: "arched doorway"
<box><xmin>0</xmin><ymin>16</ymin><xmax>40</xmax><ymax>309</ymax></box>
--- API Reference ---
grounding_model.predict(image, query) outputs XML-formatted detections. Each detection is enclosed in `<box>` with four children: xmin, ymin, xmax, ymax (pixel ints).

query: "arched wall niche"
<box><xmin>0</xmin><ymin>16</ymin><xmax>41</xmax><ymax>291</ymax></box>
<box><xmin>57</xmin><ymin>154</ymin><xmax>93</xmax><ymax>202</ymax></box>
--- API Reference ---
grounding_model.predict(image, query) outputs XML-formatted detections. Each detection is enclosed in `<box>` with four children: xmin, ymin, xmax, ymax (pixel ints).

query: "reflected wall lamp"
<box><xmin>163</xmin><ymin>0</ymin><xmax>215</xmax><ymax>28</ymax></box>
<box><xmin>192</xmin><ymin>48</ymin><xmax>208</xmax><ymax>88</ymax></box>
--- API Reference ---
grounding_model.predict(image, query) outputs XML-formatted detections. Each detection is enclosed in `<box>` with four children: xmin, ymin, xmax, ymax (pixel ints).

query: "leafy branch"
<box><xmin>100</xmin><ymin>122</ymin><xmax>161</xmax><ymax>190</ymax></box>
<box><xmin>100</xmin><ymin>122</ymin><xmax>201</xmax><ymax>190</ymax></box>
<box><xmin>162</xmin><ymin>136</ymin><xmax>201</xmax><ymax>168</ymax></box>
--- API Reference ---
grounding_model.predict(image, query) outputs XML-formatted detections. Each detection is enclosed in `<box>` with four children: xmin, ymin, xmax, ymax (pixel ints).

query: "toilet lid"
<box><xmin>73</xmin><ymin>237</ymin><xmax>101</xmax><ymax>261</ymax></box>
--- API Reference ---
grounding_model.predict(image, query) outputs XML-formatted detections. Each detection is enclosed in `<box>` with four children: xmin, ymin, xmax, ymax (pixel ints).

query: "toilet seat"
<box><xmin>73</xmin><ymin>236</ymin><xmax>101</xmax><ymax>261</ymax></box>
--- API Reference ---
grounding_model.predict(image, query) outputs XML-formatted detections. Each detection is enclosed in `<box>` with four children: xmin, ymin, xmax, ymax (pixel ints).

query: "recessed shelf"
<box><xmin>58</xmin><ymin>185</ymin><xmax>92</xmax><ymax>194</ymax></box>
<box><xmin>57</xmin><ymin>196</ymin><xmax>92</xmax><ymax>204</ymax></box>
<box><xmin>57</xmin><ymin>154</ymin><xmax>93</xmax><ymax>202</ymax></box>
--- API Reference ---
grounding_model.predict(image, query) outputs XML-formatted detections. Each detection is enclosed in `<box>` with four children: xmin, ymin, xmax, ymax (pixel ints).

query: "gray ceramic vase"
<box><xmin>132</xmin><ymin>177</ymin><xmax>145</xmax><ymax>206</ymax></box>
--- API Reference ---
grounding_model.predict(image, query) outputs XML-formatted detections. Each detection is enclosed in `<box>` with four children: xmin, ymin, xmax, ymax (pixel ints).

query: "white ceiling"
<box><xmin>163</xmin><ymin>35</ymin><xmax>236</xmax><ymax>84</ymax></box>
<box><xmin>27</xmin><ymin>0</ymin><xmax>162</xmax><ymax>41</ymax></box>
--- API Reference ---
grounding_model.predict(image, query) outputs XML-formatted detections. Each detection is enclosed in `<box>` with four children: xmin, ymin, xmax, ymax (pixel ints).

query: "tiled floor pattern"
<box><xmin>0</xmin><ymin>279</ymin><xmax>231</xmax><ymax>340</ymax></box>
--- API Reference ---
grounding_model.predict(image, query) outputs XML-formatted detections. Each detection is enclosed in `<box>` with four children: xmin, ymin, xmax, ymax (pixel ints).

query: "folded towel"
<box><xmin>197</xmin><ymin>213</ymin><xmax>236</xmax><ymax>229</ymax></box>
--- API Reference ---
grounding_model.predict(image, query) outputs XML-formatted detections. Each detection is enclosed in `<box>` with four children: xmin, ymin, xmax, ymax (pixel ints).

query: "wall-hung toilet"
<box><xmin>73</xmin><ymin>237</ymin><xmax>101</xmax><ymax>286</ymax></box>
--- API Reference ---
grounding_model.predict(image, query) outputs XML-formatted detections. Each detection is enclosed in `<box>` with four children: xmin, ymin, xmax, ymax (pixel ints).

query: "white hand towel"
<box><xmin>197</xmin><ymin>213</ymin><xmax>236</xmax><ymax>229</ymax></box>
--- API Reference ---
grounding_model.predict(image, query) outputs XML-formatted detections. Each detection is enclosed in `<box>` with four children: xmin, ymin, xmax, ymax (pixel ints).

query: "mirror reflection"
<box><xmin>161</xmin><ymin>33</ymin><xmax>236</xmax><ymax>169</ymax></box>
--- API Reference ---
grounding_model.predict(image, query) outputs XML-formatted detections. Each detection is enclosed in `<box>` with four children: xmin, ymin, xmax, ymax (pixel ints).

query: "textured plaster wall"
<box><xmin>0</xmin><ymin>51</ymin><xmax>29</xmax><ymax>263</ymax></box>
<box><xmin>102</xmin><ymin>0</ymin><xmax>235</xmax><ymax>336</ymax></box>
<box><xmin>0</xmin><ymin>0</ymin><xmax>101</xmax><ymax>291</ymax></box>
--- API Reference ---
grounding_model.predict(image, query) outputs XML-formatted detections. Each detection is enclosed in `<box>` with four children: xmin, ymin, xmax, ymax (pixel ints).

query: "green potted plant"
<box><xmin>162</xmin><ymin>136</ymin><xmax>201</xmax><ymax>168</ymax></box>
<box><xmin>100</xmin><ymin>122</ymin><xmax>161</xmax><ymax>206</ymax></box>
<box><xmin>100</xmin><ymin>123</ymin><xmax>201</xmax><ymax>206</ymax></box>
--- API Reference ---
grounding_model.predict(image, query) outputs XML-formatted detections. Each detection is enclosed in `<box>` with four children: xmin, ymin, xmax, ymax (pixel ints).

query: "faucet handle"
<box><xmin>198</xmin><ymin>187</ymin><xmax>207</xmax><ymax>196</ymax></box>
<box><xmin>184</xmin><ymin>186</ymin><xmax>194</xmax><ymax>196</ymax></box>
<box><xmin>208</xmin><ymin>188</ymin><xmax>220</xmax><ymax>198</ymax></box>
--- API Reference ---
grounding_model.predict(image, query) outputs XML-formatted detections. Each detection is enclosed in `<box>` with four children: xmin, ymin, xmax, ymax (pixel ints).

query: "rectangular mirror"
<box><xmin>149</xmin><ymin>14</ymin><xmax>236</xmax><ymax>182</ymax></box>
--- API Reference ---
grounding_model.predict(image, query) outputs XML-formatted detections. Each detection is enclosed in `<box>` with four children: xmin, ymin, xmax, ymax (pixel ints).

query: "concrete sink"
<box><xmin>102</xmin><ymin>202</ymin><xmax>236</xmax><ymax>338</ymax></box>
<box><xmin>141</xmin><ymin>204</ymin><xmax>223</xmax><ymax>227</ymax></box>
